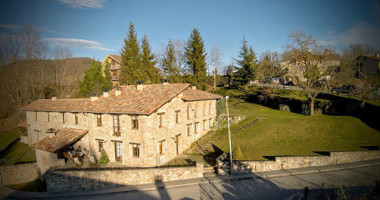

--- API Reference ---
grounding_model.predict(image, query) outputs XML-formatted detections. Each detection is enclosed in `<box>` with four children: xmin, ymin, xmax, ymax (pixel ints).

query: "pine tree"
<box><xmin>233</xmin><ymin>145</ymin><xmax>244</xmax><ymax>160</ymax></box>
<box><xmin>234</xmin><ymin>37</ymin><xmax>259</xmax><ymax>89</ymax></box>
<box><xmin>120</xmin><ymin>22</ymin><xmax>141</xmax><ymax>85</ymax></box>
<box><xmin>185</xmin><ymin>28</ymin><xmax>207</xmax><ymax>90</ymax></box>
<box><xmin>102</xmin><ymin>62</ymin><xmax>113</xmax><ymax>90</ymax></box>
<box><xmin>79</xmin><ymin>60</ymin><xmax>112</xmax><ymax>97</ymax></box>
<box><xmin>140</xmin><ymin>34</ymin><xmax>161</xmax><ymax>83</ymax></box>
<box><xmin>162</xmin><ymin>40</ymin><xmax>180</xmax><ymax>83</ymax></box>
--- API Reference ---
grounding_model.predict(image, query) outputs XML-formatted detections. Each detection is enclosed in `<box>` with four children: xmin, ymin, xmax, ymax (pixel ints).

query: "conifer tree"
<box><xmin>120</xmin><ymin>22</ymin><xmax>141</xmax><ymax>85</ymax></box>
<box><xmin>162</xmin><ymin>40</ymin><xmax>180</xmax><ymax>83</ymax></box>
<box><xmin>235</xmin><ymin>37</ymin><xmax>259</xmax><ymax>89</ymax></box>
<box><xmin>79</xmin><ymin>60</ymin><xmax>112</xmax><ymax>97</ymax></box>
<box><xmin>140</xmin><ymin>34</ymin><xmax>161</xmax><ymax>83</ymax></box>
<box><xmin>185</xmin><ymin>28</ymin><xmax>207</xmax><ymax>90</ymax></box>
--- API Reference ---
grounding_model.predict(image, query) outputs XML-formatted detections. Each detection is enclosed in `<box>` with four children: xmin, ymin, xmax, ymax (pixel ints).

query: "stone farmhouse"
<box><xmin>20</xmin><ymin>83</ymin><xmax>222</xmax><ymax>174</ymax></box>
<box><xmin>354</xmin><ymin>54</ymin><xmax>380</xmax><ymax>79</ymax></box>
<box><xmin>280</xmin><ymin>55</ymin><xmax>340</xmax><ymax>84</ymax></box>
<box><xmin>101</xmin><ymin>54</ymin><xmax>122</xmax><ymax>85</ymax></box>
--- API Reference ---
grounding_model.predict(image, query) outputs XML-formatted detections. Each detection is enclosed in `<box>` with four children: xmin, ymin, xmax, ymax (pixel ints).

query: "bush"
<box><xmin>233</xmin><ymin>145</ymin><xmax>243</xmax><ymax>160</ymax></box>
<box><xmin>257</xmin><ymin>88</ymin><xmax>271</xmax><ymax>103</ymax></box>
<box><xmin>99</xmin><ymin>149</ymin><xmax>109</xmax><ymax>164</ymax></box>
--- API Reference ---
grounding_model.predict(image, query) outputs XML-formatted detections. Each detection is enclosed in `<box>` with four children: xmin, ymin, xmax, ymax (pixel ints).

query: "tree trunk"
<box><xmin>361</xmin><ymin>99</ymin><xmax>365</xmax><ymax>108</ymax></box>
<box><xmin>309</xmin><ymin>98</ymin><xmax>315</xmax><ymax>116</ymax></box>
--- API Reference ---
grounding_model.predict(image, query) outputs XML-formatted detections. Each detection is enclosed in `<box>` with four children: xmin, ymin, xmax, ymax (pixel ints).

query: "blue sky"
<box><xmin>0</xmin><ymin>0</ymin><xmax>379</xmax><ymax>68</ymax></box>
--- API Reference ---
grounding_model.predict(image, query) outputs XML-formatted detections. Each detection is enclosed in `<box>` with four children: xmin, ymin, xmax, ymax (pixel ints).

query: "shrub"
<box><xmin>233</xmin><ymin>145</ymin><xmax>243</xmax><ymax>160</ymax></box>
<box><xmin>279</xmin><ymin>104</ymin><xmax>290</xmax><ymax>112</ymax></box>
<box><xmin>99</xmin><ymin>149</ymin><xmax>109</xmax><ymax>164</ymax></box>
<box><xmin>257</xmin><ymin>88</ymin><xmax>271</xmax><ymax>103</ymax></box>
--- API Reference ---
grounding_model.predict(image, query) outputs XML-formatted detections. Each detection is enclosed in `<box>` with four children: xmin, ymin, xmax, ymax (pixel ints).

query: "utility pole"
<box><xmin>226</xmin><ymin>96</ymin><xmax>233</xmax><ymax>175</ymax></box>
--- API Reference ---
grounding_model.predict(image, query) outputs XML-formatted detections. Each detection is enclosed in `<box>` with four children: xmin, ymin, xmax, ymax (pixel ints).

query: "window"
<box><xmin>97</xmin><ymin>139</ymin><xmax>104</xmax><ymax>152</ymax></box>
<box><xmin>132</xmin><ymin>116</ymin><xmax>139</xmax><ymax>129</ymax></box>
<box><xmin>175</xmin><ymin>110</ymin><xmax>180</xmax><ymax>124</ymax></box>
<box><xmin>97</xmin><ymin>114</ymin><xmax>102</xmax><ymax>126</ymax></box>
<box><xmin>187</xmin><ymin>104</ymin><xmax>191</xmax><ymax>120</ymax></box>
<box><xmin>34</xmin><ymin>112</ymin><xmax>38</xmax><ymax>121</ymax></box>
<box><xmin>132</xmin><ymin>143</ymin><xmax>140</xmax><ymax>158</ymax></box>
<box><xmin>159</xmin><ymin>140</ymin><xmax>165</xmax><ymax>155</ymax></box>
<box><xmin>62</xmin><ymin>113</ymin><xmax>65</xmax><ymax>124</ymax></box>
<box><xmin>194</xmin><ymin>104</ymin><xmax>197</xmax><ymax>118</ymax></box>
<box><xmin>194</xmin><ymin>122</ymin><xmax>199</xmax><ymax>134</ymax></box>
<box><xmin>114</xmin><ymin>141</ymin><xmax>122</xmax><ymax>161</ymax></box>
<box><xmin>74</xmin><ymin>113</ymin><xmax>78</xmax><ymax>125</ymax></box>
<box><xmin>209</xmin><ymin>118</ymin><xmax>212</xmax><ymax>129</ymax></box>
<box><xmin>209</xmin><ymin>102</ymin><xmax>212</xmax><ymax>115</ymax></box>
<box><xmin>158</xmin><ymin>113</ymin><xmax>164</xmax><ymax>128</ymax></box>
<box><xmin>203</xmin><ymin>103</ymin><xmax>206</xmax><ymax>116</ymax></box>
<box><xmin>113</xmin><ymin>115</ymin><xmax>120</xmax><ymax>136</ymax></box>
<box><xmin>203</xmin><ymin>119</ymin><xmax>207</xmax><ymax>130</ymax></box>
<box><xmin>186</xmin><ymin>124</ymin><xmax>192</xmax><ymax>136</ymax></box>
<box><xmin>175</xmin><ymin>134</ymin><xmax>180</xmax><ymax>155</ymax></box>
<box><xmin>47</xmin><ymin>112</ymin><xmax>50</xmax><ymax>122</ymax></box>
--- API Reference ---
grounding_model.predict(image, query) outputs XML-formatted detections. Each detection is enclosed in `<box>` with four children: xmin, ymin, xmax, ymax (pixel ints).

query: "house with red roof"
<box><xmin>20</xmin><ymin>83</ymin><xmax>222</xmax><ymax>174</ymax></box>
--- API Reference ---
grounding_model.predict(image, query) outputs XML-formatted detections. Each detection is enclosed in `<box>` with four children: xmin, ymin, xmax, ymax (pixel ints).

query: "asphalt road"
<box><xmin>55</xmin><ymin>165</ymin><xmax>380</xmax><ymax>200</ymax></box>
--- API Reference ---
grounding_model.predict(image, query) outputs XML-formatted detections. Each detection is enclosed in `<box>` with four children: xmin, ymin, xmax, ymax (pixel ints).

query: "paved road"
<box><xmin>49</xmin><ymin>165</ymin><xmax>380</xmax><ymax>200</ymax></box>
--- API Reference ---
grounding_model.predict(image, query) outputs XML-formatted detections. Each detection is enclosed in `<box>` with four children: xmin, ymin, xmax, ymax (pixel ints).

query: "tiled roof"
<box><xmin>182</xmin><ymin>88</ymin><xmax>223</xmax><ymax>101</ymax></box>
<box><xmin>20</xmin><ymin>84</ymin><xmax>222</xmax><ymax>115</ymax></box>
<box><xmin>87</xmin><ymin>83</ymin><xmax>190</xmax><ymax>114</ymax></box>
<box><xmin>108</xmin><ymin>54</ymin><xmax>122</xmax><ymax>64</ymax></box>
<box><xmin>32</xmin><ymin>128</ymin><xmax>88</xmax><ymax>152</ymax></box>
<box><xmin>16</xmin><ymin>121</ymin><xmax>27</xmax><ymax>128</ymax></box>
<box><xmin>356</xmin><ymin>55</ymin><xmax>380</xmax><ymax>61</ymax></box>
<box><xmin>20</xmin><ymin>99</ymin><xmax>91</xmax><ymax>112</ymax></box>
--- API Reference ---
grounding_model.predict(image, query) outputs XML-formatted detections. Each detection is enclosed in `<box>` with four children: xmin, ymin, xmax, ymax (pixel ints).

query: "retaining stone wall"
<box><xmin>45</xmin><ymin>162</ymin><xmax>203</xmax><ymax>192</ymax></box>
<box><xmin>0</xmin><ymin>163</ymin><xmax>38</xmax><ymax>185</ymax></box>
<box><xmin>217</xmin><ymin>150</ymin><xmax>380</xmax><ymax>175</ymax></box>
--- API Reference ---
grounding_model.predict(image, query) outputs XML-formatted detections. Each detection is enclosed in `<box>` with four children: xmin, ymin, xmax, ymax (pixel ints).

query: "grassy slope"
<box><xmin>0</xmin><ymin>130</ymin><xmax>20</xmax><ymax>151</ymax></box>
<box><xmin>213</xmin><ymin>99</ymin><xmax>380</xmax><ymax>160</ymax></box>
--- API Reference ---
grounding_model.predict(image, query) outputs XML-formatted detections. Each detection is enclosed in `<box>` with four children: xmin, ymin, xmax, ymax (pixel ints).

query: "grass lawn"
<box><xmin>0</xmin><ymin>130</ymin><xmax>20</xmax><ymax>152</ymax></box>
<box><xmin>0</xmin><ymin>141</ymin><xmax>36</xmax><ymax>165</ymax></box>
<box><xmin>212</xmin><ymin>98</ymin><xmax>380</xmax><ymax>160</ymax></box>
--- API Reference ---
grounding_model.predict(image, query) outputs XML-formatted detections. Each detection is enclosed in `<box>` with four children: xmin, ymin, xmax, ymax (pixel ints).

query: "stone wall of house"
<box><xmin>45</xmin><ymin>162</ymin><xmax>203</xmax><ymax>192</ymax></box>
<box><xmin>35</xmin><ymin>149</ymin><xmax>65</xmax><ymax>176</ymax></box>
<box><xmin>0</xmin><ymin>163</ymin><xmax>39</xmax><ymax>185</ymax></box>
<box><xmin>26</xmin><ymin>89</ymin><xmax>218</xmax><ymax>169</ymax></box>
<box><xmin>217</xmin><ymin>150</ymin><xmax>380</xmax><ymax>175</ymax></box>
<box><xmin>19</xmin><ymin>135</ymin><xmax>29</xmax><ymax>144</ymax></box>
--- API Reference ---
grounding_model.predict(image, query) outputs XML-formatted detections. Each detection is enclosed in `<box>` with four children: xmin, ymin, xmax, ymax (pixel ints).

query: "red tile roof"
<box><xmin>32</xmin><ymin>128</ymin><xmax>88</xmax><ymax>152</ymax></box>
<box><xmin>20</xmin><ymin>84</ymin><xmax>222</xmax><ymax>115</ymax></box>
<box><xmin>182</xmin><ymin>87</ymin><xmax>222</xmax><ymax>101</ymax></box>
<box><xmin>20</xmin><ymin>98</ymin><xmax>92</xmax><ymax>113</ymax></box>
<box><xmin>87</xmin><ymin>83</ymin><xmax>190</xmax><ymax>114</ymax></box>
<box><xmin>108</xmin><ymin>54</ymin><xmax>122</xmax><ymax>64</ymax></box>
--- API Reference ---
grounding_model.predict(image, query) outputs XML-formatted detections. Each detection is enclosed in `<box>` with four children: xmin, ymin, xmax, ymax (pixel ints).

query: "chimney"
<box><xmin>136</xmin><ymin>80</ymin><xmax>144</xmax><ymax>91</ymax></box>
<box><xmin>103</xmin><ymin>92</ymin><xmax>109</xmax><ymax>97</ymax></box>
<box><xmin>51</xmin><ymin>96</ymin><xmax>57</xmax><ymax>101</ymax></box>
<box><xmin>115</xmin><ymin>87</ymin><xmax>121</xmax><ymax>96</ymax></box>
<box><xmin>91</xmin><ymin>96</ymin><xmax>98</xmax><ymax>102</ymax></box>
<box><xmin>192</xmin><ymin>85</ymin><xmax>196</xmax><ymax>90</ymax></box>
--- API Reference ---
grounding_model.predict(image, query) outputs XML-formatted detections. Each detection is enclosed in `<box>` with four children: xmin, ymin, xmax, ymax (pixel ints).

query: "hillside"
<box><xmin>0</xmin><ymin>57</ymin><xmax>93</xmax><ymax>128</ymax></box>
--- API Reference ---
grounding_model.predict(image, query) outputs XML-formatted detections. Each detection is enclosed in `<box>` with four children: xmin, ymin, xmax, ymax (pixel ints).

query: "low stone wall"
<box><xmin>45</xmin><ymin>162</ymin><xmax>203</xmax><ymax>192</ymax></box>
<box><xmin>0</xmin><ymin>163</ymin><xmax>39</xmax><ymax>185</ymax></box>
<box><xmin>218</xmin><ymin>150</ymin><xmax>380</xmax><ymax>175</ymax></box>
<box><xmin>19</xmin><ymin>135</ymin><xmax>29</xmax><ymax>145</ymax></box>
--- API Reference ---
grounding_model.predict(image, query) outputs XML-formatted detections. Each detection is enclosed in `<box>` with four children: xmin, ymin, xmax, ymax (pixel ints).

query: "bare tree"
<box><xmin>287</xmin><ymin>31</ymin><xmax>332</xmax><ymax>115</ymax></box>
<box><xmin>258</xmin><ymin>51</ymin><xmax>280</xmax><ymax>82</ymax></box>
<box><xmin>210</xmin><ymin>46</ymin><xmax>222</xmax><ymax>90</ymax></box>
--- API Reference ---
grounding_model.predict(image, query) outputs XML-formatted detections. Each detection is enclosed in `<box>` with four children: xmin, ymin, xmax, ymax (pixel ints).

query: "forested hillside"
<box><xmin>0</xmin><ymin>57</ymin><xmax>93</xmax><ymax>121</ymax></box>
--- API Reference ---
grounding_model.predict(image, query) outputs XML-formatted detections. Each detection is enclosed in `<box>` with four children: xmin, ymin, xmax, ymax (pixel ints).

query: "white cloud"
<box><xmin>45</xmin><ymin>37</ymin><xmax>114</xmax><ymax>52</ymax></box>
<box><xmin>0</xmin><ymin>24</ymin><xmax>21</xmax><ymax>30</ymax></box>
<box><xmin>319</xmin><ymin>22</ymin><xmax>380</xmax><ymax>49</ymax></box>
<box><xmin>58</xmin><ymin>0</ymin><xmax>106</xmax><ymax>9</ymax></box>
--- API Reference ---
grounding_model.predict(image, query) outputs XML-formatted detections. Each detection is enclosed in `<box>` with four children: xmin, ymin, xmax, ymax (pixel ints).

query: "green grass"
<box><xmin>0</xmin><ymin>130</ymin><xmax>20</xmax><ymax>152</ymax></box>
<box><xmin>0</xmin><ymin>142</ymin><xmax>36</xmax><ymax>165</ymax></box>
<box><xmin>212</xmin><ymin>99</ymin><xmax>380</xmax><ymax>160</ymax></box>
